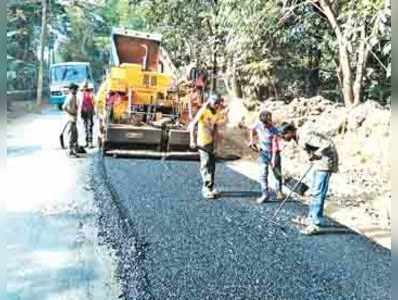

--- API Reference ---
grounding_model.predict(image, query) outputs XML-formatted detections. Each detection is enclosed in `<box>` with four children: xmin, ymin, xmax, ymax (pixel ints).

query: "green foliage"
<box><xmin>7</xmin><ymin>0</ymin><xmax>69</xmax><ymax>90</ymax></box>
<box><xmin>7</xmin><ymin>0</ymin><xmax>391</xmax><ymax>104</ymax></box>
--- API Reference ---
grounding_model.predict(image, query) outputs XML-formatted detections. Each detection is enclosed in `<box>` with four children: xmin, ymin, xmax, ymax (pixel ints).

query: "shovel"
<box><xmin>59</xmin><ymin>121</ymin><xmax>71</xmax><ymax>149</ymax></box>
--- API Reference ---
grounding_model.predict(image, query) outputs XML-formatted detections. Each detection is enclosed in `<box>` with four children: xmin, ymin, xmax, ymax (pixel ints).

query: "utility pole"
<box><xmin>36</xmin><ymin>0</ymin><xmax>47</xmax><ymax>109</ymax></box>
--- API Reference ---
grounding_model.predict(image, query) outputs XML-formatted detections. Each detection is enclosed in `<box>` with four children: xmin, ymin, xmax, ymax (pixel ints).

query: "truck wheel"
<box><xmin>57</xmin><ymin>104</ymin><xmax>63</xmax><ymax>111</ymax></box>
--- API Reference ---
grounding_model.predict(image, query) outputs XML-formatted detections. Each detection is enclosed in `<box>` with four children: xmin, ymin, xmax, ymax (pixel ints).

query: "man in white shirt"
<box><xmin>249</xmin><ymin>110</ymin><xmax>284</xmax><ymax>203</ymax></box>
<box><xmin>62</xmin><ymin>83</ymin><xmax>79</xmax><ymax>157</ymax></box>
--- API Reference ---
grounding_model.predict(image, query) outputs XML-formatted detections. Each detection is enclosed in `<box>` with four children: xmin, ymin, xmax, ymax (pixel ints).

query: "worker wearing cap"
<box><xmin>188</xmin><ymin>93</ymin><xmax>223</xmax><ymax>199</ymax></box>
<box><xmin>62</xmin><ymin>83</ymin><xmax>79</xmax><ymax>156</ymax></box>
<box><xmin>279</xmin><ymin>123</ymin><xmax>339</xmax><ymax>235</ymax></box>
<box><xmin>79</xmin><ymin>81</ymin><xmax>95</xmax><ymax>148</ymax></box>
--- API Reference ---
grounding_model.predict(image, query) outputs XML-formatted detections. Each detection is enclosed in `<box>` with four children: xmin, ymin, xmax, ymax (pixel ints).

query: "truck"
<box><xmin>96</xmin><ymin>28</ymin><xmax>194</xmax><ymax>158</ymax></box>
<box><xmin>49</xmin><ymin>62</ymin><xmax>94</xmax><ymax>110</ymax></box>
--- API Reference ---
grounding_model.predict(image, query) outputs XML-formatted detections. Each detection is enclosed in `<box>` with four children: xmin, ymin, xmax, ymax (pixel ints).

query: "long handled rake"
<box><xmin>270</xmin><ymin>163</ymin><xmax>313</xmax><ymax>224</ymax></box>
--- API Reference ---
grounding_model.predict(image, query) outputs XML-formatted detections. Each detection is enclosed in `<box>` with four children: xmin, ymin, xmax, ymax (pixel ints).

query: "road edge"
<box><xmin>91</xmin><ymin>153</ymin><xmax>154</xmax><ymax>300</ymax></box>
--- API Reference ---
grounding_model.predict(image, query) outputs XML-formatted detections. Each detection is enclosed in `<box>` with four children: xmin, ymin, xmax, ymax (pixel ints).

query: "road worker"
<box><xmin>279</xmin><ymin>123</ymin><xmax>339</xmax><ymax>235</ymax></box>
<box><xmin>188</xmin><ymin>93</ymin><xmax>224</xmax><ymax>199</ymax></box>
<box><xmin>79</xmin><ymin>81</ymin><xmax>95</xmax><ymax>148</ymax></box>
<box><xmin>249</xmin><ymin>110</ymin><xmax>285</xmax><ymax>204</ymax></box>
<box><xmin>62</xmin><ymin>83</ymin><xmax>79</xmax><ymax>157</ymax></box>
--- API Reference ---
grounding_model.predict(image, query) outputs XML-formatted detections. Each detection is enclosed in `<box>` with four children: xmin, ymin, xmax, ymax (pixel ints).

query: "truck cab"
<box><xmin>49</xmin><ymin>62</ymin><xmax>94</xmax><ymax>109</ymax></box>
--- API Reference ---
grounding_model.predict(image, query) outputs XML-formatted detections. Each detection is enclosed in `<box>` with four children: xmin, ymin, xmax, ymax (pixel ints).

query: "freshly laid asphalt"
<box><xmin>95</xmin><ymin>157</ymin><xmax>391</xmax><ymax>300</ymax></box>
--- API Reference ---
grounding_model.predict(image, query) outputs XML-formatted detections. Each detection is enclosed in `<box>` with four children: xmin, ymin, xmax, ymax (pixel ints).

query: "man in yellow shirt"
<box><xmin>188</xmin><ymin>93</ymin><xmax>223</xmax><ymax>199</ymax></box>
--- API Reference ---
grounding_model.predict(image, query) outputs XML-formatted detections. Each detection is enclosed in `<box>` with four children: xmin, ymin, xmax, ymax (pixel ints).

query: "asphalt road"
<box><xmin>95</xmin><ymin>156</ymin><xmax>391</xmax><ymax>300</ymax></box>
<box><xmin>5</xmin><ymin>107</ymin><xmax>120</xmax><ymax>300</ymax></box>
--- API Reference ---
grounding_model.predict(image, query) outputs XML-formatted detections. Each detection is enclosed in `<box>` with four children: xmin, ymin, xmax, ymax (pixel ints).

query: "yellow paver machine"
<box><xmin>96</xmin><ymin>28</ymin><xmax>194</xmax><ymax>158</ymax></box>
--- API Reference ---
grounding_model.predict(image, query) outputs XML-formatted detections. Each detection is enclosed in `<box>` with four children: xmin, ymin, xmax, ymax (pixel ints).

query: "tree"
<box><xmin>36</xmin><ymin>0</ymin><xmax>47</xmax><ymax>108</ymax></box>
<box><xmin>7</xmin><ymin>1</ymin><xmax>43</xmax><ymax>92</ymax></box>
<box><xmin>280</xmin><ymin>0</ymin><xmax>390</xmax><ymax>106</ymax></box>
<box><xmin>9</xmin><ymin>0</ymin><xmax>389</xmax><ymax>107</ymax></box>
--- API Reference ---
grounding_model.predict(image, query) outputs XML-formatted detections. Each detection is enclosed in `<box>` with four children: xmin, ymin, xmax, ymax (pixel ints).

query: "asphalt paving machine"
<box><xmin>96</xmin><ymin>28</ymin><xmax>194</xmax><ymax>158</ymax></box>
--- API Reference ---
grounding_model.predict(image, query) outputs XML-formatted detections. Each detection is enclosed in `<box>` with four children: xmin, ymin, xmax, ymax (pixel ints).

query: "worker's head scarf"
<box><xmin>69</xmin><ymin>82</ymin><xmax>79</xmax><ymax>90</ymax></box>
<box><xmin>208</xmin><ymin>93</ymin><xmax>222</xmax><ymax>106</ymax></box>
<box><xmin>259</xmin><ymin>110</ymin><xmax>272</xmax><ymax>123</ymax></box>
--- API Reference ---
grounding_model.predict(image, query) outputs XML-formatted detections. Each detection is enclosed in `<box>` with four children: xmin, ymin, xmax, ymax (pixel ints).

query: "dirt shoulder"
<box><xmin>219</xmin><ymin>96</ymin><xmax>391</xmax><ymax>249</ymax></box>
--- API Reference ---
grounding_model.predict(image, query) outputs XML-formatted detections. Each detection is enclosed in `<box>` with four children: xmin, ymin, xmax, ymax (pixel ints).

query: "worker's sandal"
<box><xmin>292</xmin><ymin>216</ymin><xmax>311</xmax><ymax>226</ymax></box>
<box><xmin>256</xmin><ymin>194</ymin><xmax>269</xmax><ymax>204</ymax></box>
<box><xmin>202</xmin><ymin>188</ymin><xmax>215</xmax><ymax>199</ymax></box>
<box><xmin>211</xmin><ymin>189</ymin><xmax>219</xmax><ymax>197</ymax></box>
<box><xmin>301</xmin><ymin>223</ymin><xmax>320</xmax><ymax>235</ymax></box>
<box><xmin>276</xmin><ymin>191</ymin><xmax>286</xmax><ymax>201</ymax></box>
<box><xmin>68</xmin><ymin>150</ymin><xmax>79</xmax><ymax>158</ymax></box>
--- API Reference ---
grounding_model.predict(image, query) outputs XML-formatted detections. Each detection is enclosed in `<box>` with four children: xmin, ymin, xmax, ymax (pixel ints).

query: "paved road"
<box><xmin>5</xmin><ymin>107</ymin><xmax>120</xmax><ymax>300</ymax></box>
<box><xmin>98</xmin><ymin>157</ymin><xmax>391</xmax><ymax>300</ymax></box>
<box><xmin>7</xmin><ymin>107</ymin><xmax>390</xmax><ymax>300</ymax></box>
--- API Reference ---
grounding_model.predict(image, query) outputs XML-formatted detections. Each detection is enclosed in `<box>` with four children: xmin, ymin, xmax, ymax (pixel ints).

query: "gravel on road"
<box><xmin>92</xmin><ymin>155</ymin><xmax>391</xmax><ymax>300</ymax></box>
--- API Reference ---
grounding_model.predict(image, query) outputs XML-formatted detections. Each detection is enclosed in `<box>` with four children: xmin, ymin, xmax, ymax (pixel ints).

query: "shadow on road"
<box><xmin>314</xmin><ymin>226</ymin><xmax>354</xmax><ymax>235</ymax></box>
<box><xmin>218</xmin><ymin>190</ymin><xmax>262</xmax><ymax>198</ymax></box>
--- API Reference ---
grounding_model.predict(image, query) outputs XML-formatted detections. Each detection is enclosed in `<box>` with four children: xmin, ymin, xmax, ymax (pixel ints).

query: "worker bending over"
<box><xmin>189</xmin><ymin>94</ymin><xmax>224</xmax><ymax>199</ymax></box>
<box><xmin>279</xmin><ymin>123</ymin><xmax>339</xmax><ymax>235</ymax></box>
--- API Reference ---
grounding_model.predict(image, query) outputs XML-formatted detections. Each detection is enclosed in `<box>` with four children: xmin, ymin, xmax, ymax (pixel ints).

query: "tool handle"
<box><xmin>271</xmin><ymin>164</ymin><xmax>313</xmax><ymax>221</ymax></box>
<box><xmin>61</xmin><ymin>120</ymin><xmax>72</xmax><ymax>135</ymax></box>
<box><xmin>248</xmin><ymin>143</ymin><xmax>260</xmax><ymax>152</ymax></box>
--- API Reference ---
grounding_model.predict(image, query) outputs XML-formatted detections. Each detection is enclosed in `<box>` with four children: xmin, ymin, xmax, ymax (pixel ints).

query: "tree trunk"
<box><xmin>338</xmin><ymin>43</ymin><xmax>354</xmax><ymax>106</ymax></box>
<box><xmin>270</xmin><ymin>78</ymin><xmax>279</xmax><ymax>100</ymax></box>
<box><xmin>211</xmin><ymin>46</ymin><xmax>217</xmax><ymax>92</ymax></box>
<box><xmin>231</xmin><ymin>67</ymin><xmax>243</xmax><ymax>98</ymax></box>
<box><xmin>353</xmin><ymin>25</ymin><xmax>369</xmax><ymax>105</ymax></box>
<box><xmin>36</xmin><ymin>0</ymin><xmax>47</xmax><ymax>108</ymax></box>
<box><xmin>319</xmin><ymin>0</ymin><xmax>354</xmax><ymax>106</ymax></box>
<box><xmin>306</xmin><ymin>48</ymin><xmax>321</xmax><ymax>97</ymax></box>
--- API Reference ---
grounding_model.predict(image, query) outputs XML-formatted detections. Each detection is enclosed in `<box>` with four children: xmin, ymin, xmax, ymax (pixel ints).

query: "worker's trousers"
<box><xmin>259</xmin><ymin>150</ymin><xmax>282</xmax><ymax>196</ymax></box>
<box><xmin>199</xmin><ymin>143</ymin><xmax>216</xmax><ymax>190</ymax></box>
<box><xmin>69</xmin><ymin>120</ymin><xmax>78</xmax><ymax>151</ymax></box>
<box><xmin>308</xmin><ymin>170</ymin><xmax>332</xmax><ymax>226</ymax></box>
<box><xmin>81</xmin><ymin>110</ymin><xmax>94</xmax><ymax>144</ymax></box>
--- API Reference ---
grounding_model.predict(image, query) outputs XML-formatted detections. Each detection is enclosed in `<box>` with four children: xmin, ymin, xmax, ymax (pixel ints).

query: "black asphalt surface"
<box><xmin>93</xmin><ymin>156</ymin><xmax>391</xmax><ymax>300</ymax></box>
